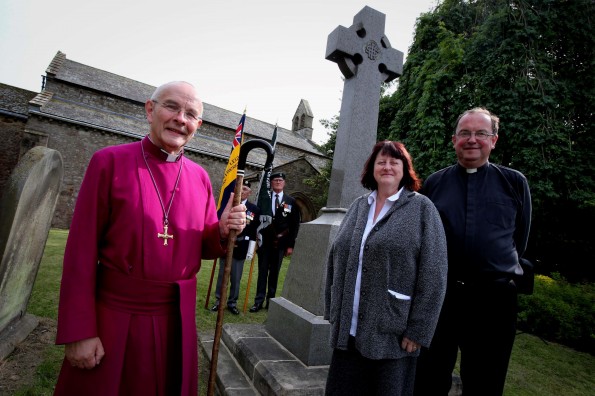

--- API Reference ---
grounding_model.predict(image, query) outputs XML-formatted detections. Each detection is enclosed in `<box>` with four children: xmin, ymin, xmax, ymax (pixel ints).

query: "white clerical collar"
<box><xmin>466</xmin><ymin>168</ymin><xmax>478</xmax><ymax>173</ymax></box>
<box><xmin>164</xmin><ymin>152</ymin><xmax>180</xmax><ymax>162</ymax></box>
<box><xmin>147</xmin><ymin>135</ymin><xmax>182</xmax><ymax>162</ymax></box>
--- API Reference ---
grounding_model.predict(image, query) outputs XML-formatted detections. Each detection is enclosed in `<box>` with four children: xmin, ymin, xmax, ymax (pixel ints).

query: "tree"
<box><xmin>303</xmin><ymin>116</ymin><xmax>337</xmax><ymax>210</ymax></box>
<box><xmin>383</xmin><ymin>0</ymin><xmax>595</xmax><ymax>281</ymax></box>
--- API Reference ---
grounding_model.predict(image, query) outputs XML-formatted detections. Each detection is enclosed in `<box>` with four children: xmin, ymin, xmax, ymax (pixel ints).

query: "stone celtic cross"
<box><xmin>325</xmin><ymin>6</ymin><xmax>404</xmax><ymax>209</ymax></box>
<box><xmin>264</xmin><ymin>7</ymin><xmax>405</xmax><ymax>372</ymax></box>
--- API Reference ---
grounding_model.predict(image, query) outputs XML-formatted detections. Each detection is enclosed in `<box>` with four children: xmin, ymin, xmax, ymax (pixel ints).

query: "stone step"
<box><xmin>200</xmin><ymin>323</ymin><xmax>462</xmax><ymax>396</ymax></box>
<box><xmin>200</xmin><ymin>323</ymin><xmax>328</xmax><ymax>395</ymax></box>
<box><xmin>200</xmin><ymin>329</ymin><xmax>258</xmax><ymax>396</ymax></box>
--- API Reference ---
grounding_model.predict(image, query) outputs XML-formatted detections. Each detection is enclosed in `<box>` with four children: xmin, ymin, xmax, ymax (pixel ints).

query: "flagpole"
<box><xmin>208</xmin><ymin>139</ymin><xmax>274</xmax><ymax>396</ymax></box>
<box><xmin>242</xmin><ymin>249</ymin><xmax>258</xmax><ymax>313</ymax></box>
<box><xmin>207</xmin><ymin>112</ymin><xmax>247</xmax><ymax>310</ymax></box>
<box><xmin>242</xmin><ymin>124</ymin><xmax>277</xmax><ymax>316</ymax></box>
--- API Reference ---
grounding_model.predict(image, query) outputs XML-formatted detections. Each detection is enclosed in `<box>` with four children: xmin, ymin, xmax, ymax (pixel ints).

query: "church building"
<box><xmin>0</xmin><ymin>51</ymin><xmax>329</xmax><ymax>229</ymax></box>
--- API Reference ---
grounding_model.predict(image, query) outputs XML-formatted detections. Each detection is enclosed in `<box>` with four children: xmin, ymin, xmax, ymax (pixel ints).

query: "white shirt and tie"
<box><xmin>272</xmin><ymin>192</ymin><xmax>283</xmax><ymax>216</ymax></box>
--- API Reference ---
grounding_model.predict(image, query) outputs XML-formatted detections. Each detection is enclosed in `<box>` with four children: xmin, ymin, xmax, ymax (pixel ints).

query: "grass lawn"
<box><xmin>9</xmin><ymin>229</ymin><xmax>595</xmax><ymax>395</ymax></box>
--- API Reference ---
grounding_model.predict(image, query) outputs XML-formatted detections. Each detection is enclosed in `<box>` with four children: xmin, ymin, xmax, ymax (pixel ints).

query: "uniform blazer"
<box><xmin>232</xmin><ymin>201</ymin><xmax>260</xmax><ymax>260</ymax></box>
<box><xmin>324</xmin><ymin>189</ymin><xmax>448</xmax><ymax>360</ymax></box>
<box><xmin>263</xmin><ymin>192</ymin><xmax>300</xmax><ymax>250</ymax></box>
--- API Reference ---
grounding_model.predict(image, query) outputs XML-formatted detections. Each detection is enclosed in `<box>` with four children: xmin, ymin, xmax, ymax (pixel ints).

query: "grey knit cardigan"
<box><xmin>324</xmin><ymin>189</ymin><xmax>448</xmax><ymax>360</ymax></box>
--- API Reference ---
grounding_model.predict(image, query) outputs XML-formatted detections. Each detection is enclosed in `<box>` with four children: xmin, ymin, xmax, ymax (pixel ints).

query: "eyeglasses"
<box><xmin>455</xmin><ymin>130</ymin><xmax>495</xmax><ymax>140</ymax></box>
<box><xmin>152</xmin><ymin>100</ymin><xmax>202</xmax><ymax>123</ymax></box>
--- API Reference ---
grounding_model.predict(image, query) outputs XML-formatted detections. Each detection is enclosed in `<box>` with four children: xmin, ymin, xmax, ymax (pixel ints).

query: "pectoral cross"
<box><xmin>158</xmin><ymin>224</ymin><xmax>174</xmax><ymax>246</ymax></box>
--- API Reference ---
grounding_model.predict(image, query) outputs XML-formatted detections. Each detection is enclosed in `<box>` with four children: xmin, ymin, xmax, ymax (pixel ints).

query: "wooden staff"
<box><xmin>208</xmin><ymin>139</ymin><xmax>274</xmax><ymax>396</ymax></box>
<box><xmin>204</xmin><ymin>258</ymin><xmax>218</xmax><ymax>309</ymax></box>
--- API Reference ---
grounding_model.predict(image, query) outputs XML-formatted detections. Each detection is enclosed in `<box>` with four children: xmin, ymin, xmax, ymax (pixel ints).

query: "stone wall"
<box><xmin>1</xmin><ymin>57</ymin><xmax>327</xmax><ymax>230</ymax></box>
<box><xmin>0</xmin><ymin>115</ymin><xmax>25</xmax><ymax>194</ymax></box>
<box><xmin>0</xmin><ymin>83</ymin><xmax>37</xmax><ymax>195</ymax></box>
<box><xmin>2</xmin><ymin>110</ymin><xmax>325</xmax><ymax>230</ymax></box>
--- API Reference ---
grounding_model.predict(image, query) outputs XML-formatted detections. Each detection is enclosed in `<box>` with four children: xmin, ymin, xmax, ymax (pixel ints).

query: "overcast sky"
<box><xmin>1</xmin><ymin>0</ymin><xmax>439</xmax><ymax>143</ymax></box>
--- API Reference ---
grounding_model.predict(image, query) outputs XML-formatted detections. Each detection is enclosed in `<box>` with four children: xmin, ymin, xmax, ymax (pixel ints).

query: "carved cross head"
<box><xmin>325</xmin><ymin>6</ymin><xmax>403</xmax><ymax>82</ymax></box>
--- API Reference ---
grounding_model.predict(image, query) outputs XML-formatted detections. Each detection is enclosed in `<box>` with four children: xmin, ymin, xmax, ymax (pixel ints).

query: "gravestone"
<box><xmin>266</xmin><ymin>5</ymin><xmax>403</xmax><ymax>366</ymax></box>
<box><xmin>0</xmin><ymin>146</ymin><xmax>63</xmax><ymax>360</ymax></box>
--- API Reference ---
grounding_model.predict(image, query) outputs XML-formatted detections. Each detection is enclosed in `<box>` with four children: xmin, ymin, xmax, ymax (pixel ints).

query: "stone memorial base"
<box><xmin>0</xmin><ymin>314</ymin><xmax>39</xmax><ymax>360</ymax></box>
<box><xmin>199</xmin><ymin>322</ymin><xmax>462</xmax><ymax>396</ymax></box>
<box><xmin>200</xmin><ymin>323</ymin><xmax>328</xmax><ymax>396</ymax></box>
<box><xmin>265</xmin><ymin>297</ymin><xmax>331</xmax><ymax>366</ymax></box>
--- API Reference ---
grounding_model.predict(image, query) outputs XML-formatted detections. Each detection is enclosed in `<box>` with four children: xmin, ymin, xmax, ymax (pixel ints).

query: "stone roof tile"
<box><xmin>0</xmin><ymin>83</ymin><xmax>37</xmax><ymax>116</ymax></box>
<box><xmin>29</xmin><ymin>91</ymin><xmax>54</xmax><ymax>108</ymax></box>
<box><xmin>49</xmin><ymin>51</ymin><xmax>324</xmax><ymax>157</ymax></box>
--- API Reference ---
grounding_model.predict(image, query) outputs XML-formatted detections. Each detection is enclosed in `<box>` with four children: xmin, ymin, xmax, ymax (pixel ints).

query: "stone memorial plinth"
<box><xmin>0</xmin><ymin>146</ymin><xmax>63</xmax><ymax>360</ymax></box>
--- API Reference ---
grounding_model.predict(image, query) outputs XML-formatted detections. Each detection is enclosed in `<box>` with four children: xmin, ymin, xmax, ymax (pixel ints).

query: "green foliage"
<box><xmin>383</xmin><ymin>0</ymin><xmax>595</xmax><ymax>280</ymax></box>
<box><xmin>518</xmin><ymin>274</ymin><xmax>595</xmax><ymax>354</ymax></box>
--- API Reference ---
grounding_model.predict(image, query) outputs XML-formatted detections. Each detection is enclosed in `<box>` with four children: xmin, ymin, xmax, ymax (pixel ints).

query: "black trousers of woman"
<box><xmin>326</xmin><ymin>336</ymin><xmax>416</xmax><ymax>396</ymax></box>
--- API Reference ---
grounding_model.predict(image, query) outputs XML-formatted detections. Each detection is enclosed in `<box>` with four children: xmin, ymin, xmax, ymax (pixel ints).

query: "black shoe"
<box><xmin>265</xmin><ymin>299</ymin><xmax>270</xmax><ymax>309</ymax></box>
<box><xmin>228</xmin><ymin>306</ymin><xmax>240</xmax><ymax>315</ymax></box>
<box><xmin>210</xmin><ymin>304</ymin><xmax>219</xmax><ymax>312</ymax></box>
<box><xmin>249</xmin><ymin>303</ymin><xmax>263</xmax><ymax>313</ymax></box>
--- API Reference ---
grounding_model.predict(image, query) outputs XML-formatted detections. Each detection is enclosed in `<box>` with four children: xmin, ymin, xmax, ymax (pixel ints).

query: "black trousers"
<box><xmin>254</xmin><ymin>245</ymin><xmax>284</xmax><ymax>306</ymax></box>
<box><xmin>414</xmin><ymin>279</ymin><xmax>518</xmax><ymax>396</ymax></box>
<box><xmin>326</xmin><ymin>337</ymin><xmax>416</xmax><ymax>396</ymax></box>
<box><xmin>214</xmin><ymin>256</ymin><xmax>245</xmax><ymax>307</ymax></box>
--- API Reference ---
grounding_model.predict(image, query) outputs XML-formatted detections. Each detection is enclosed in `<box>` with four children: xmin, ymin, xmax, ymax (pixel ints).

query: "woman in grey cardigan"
<box><xmin>324</xmin><ymin>141</ymin><xmax>448</xmax><ymax>396</ymax></box>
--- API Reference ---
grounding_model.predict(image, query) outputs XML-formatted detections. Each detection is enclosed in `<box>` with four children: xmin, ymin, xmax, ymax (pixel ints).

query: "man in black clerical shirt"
<box><xmin>414</xmin><ymin>107</ymin><xmax>532</xmax><ymax>396</ymax></box>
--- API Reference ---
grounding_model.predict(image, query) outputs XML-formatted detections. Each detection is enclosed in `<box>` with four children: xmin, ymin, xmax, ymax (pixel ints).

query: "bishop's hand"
<box><xmin>65</xmin><ymin>337</ymin><xmax>105</xmax><ymax>370</ymax></box>
<box><xmin>219</xmin><ymin>192</ymin><xmax>246</xmax><ymax>238</ymax></box>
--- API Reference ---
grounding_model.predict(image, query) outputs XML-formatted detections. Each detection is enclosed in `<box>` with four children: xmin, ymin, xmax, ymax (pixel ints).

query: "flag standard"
<box><xmin>216</xmin><ymin>112</ymin><xmax>245</xmax><ymax>218</ymax></box>
<box><xmin>254</xmin><ymin>125</ymin><xmax>278</xmax><ymax>245</ymax></box>
<box><xmin>243</xmin><ymin>125</ymin><xmax>278</xmax><ymax>310</ymax></box>
<box><xmin>205</xmin><ymin>111</ymin><xmax>245</xmax><ymax>308</ymax></box>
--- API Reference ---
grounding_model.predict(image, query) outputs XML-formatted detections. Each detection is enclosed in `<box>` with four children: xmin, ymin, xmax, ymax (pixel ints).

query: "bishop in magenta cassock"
<box><xmin>54</xmin><ymin>81</ymin><xmax>246</xmax><ymax>395</ymax></box>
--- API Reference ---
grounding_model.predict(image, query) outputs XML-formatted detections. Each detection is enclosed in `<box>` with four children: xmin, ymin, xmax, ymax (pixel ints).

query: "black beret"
<box><xmin>270</xmin><ymin>172</ymin><xmax>286</xmax><ymax>180</ymax></box>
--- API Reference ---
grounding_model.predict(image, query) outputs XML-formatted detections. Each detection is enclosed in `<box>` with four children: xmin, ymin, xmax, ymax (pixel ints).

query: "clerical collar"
<box><xmin>457</xmin><ymin>162</ymin><xmax>489</xmax><ymax>174</ymax></box>
<box><xmin>144</xmin><ymin>136</ymin><xmax>183</xmax><ymax>162</ymax></box>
